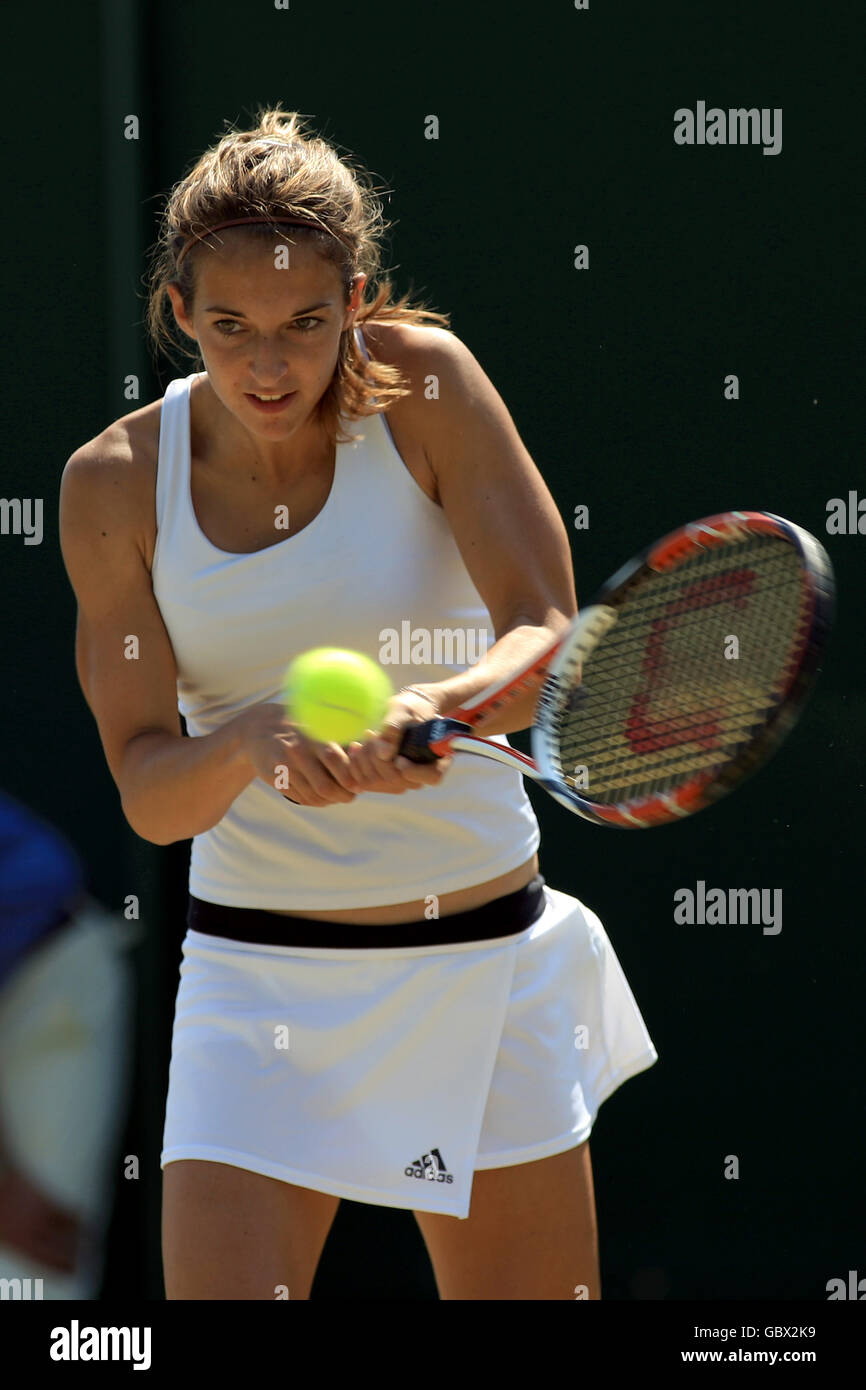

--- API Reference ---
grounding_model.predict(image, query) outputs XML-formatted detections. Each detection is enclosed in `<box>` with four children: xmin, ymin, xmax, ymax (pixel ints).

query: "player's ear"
<box><xmin>342</xmin><ymin>273</ymin><xmax>366</xmax><ymax>331</ymax></box>
<box><xmin>166</xmin><ymin>283</ymin><xmax>197</xmax><ymax>343</ymax></box>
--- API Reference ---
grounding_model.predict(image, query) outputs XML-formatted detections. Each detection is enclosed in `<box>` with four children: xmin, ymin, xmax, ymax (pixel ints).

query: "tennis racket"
<box><xmin>397</xmin><ymin>510</ymin><xmax>834</xmax><ymax>827</ymax></box>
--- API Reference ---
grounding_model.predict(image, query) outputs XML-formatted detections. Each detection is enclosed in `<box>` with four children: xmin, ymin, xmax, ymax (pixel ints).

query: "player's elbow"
<box><xmin>120</xmin><ymin>793</ymin><xmax>177</xmax><ymax>846</ymax></box>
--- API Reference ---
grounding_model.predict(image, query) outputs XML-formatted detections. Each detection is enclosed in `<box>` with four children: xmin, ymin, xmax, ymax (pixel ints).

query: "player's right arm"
<box><xmin>58</xmin><ymin>437</ymin><xmax>361</xmax><ymax>842</ymax></box>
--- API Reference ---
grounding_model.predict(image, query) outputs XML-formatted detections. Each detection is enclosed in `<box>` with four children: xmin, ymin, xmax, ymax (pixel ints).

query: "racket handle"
<box><xmin>398</xmin><ymin>717</ymin><xmax>472</xmax><ymax>763</ymax></box>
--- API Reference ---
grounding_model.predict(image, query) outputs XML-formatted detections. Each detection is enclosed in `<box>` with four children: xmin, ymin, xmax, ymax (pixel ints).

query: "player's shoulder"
<box><xmin>64</xmin><ymin>395</ymin><xmax>162</xmax><ymax>477</ymax></box>
<box><xmin>61</xmin><ymin>396</ymin><xmax>163</xmax><ymax>507</ymax></box>
<box><xmin>360</xmin><ymin>319</ymin><xmax>475</xmax><ymax>380</ymax></box>
<box><xmin>359</xmin><ymin>322</ymin><xmax>485</xmax><ymax>447</ymax></box>
<box><xmin>60</xmin><ymin>395</ymin><xmax>165</xmax><ymax>553</ymax></box>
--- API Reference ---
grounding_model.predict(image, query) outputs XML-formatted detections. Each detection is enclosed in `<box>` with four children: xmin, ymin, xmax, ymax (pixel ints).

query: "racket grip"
<box><xmin>398</xmin><ymin>717</ymin><xmax>471</xmax><ymax>763</ymax></box>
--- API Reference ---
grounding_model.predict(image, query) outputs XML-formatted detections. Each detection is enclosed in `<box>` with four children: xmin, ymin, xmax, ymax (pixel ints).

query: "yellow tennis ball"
<box><xmin>281</xmin><ymin>647</ymin><xmax>394</xmax><ymax>745</ymax></box>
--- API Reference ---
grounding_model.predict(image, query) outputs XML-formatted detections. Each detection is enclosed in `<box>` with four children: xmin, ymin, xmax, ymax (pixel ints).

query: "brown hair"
<box><xmin>145</xmin><ymin>107</ymin><xmax>450</xmax><ymax>444</ymax></box>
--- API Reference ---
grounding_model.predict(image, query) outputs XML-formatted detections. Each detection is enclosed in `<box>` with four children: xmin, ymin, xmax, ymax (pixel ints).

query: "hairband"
<box><xmin>174</xmin><ymin>214</ymin><xmax>347</xmax><ymax>269</ymax></box>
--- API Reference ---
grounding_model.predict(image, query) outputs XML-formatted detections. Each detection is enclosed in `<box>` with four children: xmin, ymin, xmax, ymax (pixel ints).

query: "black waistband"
<box><xmin>187</xmin><ymin>874</ymin><xmax>547</xmax><ymax>949</ymax></box>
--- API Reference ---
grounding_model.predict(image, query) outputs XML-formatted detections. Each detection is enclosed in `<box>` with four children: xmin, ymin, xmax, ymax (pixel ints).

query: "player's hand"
<box><xmin>343</xmin><ymin>687</ymin><xmax>454</xmax><ymax>795</ymax></box>
<box><xmin>238</xmin><ymin>702</ymin><xmax>364</xmax><ymax>807</ymax></box>
<box><xmin>0</xmin><ymin>1165</ymin><xmax>82</xmax><ymax>1272</ymax></box>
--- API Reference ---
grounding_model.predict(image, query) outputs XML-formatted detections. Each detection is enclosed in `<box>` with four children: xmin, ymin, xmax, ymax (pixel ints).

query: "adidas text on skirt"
<box><xmin>160</xmin><ymin>880</ymin><xmax>658</xmax><ymax>1219</ymax></box>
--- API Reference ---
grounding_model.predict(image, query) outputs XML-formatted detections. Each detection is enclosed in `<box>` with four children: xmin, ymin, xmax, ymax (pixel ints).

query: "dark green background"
<box><xmin>3</xmin><ymin>0</ymin><xmax>862</xmax><ymax>1299</ymax></box>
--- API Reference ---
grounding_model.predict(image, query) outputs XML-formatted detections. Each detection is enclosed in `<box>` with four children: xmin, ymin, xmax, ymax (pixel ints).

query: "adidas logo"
<box><xmin>404</xmin><ymin>1148</ymin><xmax>453</xmax><ymax>1184</ymax></box>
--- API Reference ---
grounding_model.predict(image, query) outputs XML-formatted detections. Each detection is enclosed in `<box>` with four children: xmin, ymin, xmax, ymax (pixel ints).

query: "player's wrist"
<box><xmin>398</xmin><ymin>684</ymin><xmax>447</xmax><ymax>715</ymax></box>
<box><xmin>228</xmin><ymin>705</ymin><xmax>274</xmax><ymax>775</ymax></box>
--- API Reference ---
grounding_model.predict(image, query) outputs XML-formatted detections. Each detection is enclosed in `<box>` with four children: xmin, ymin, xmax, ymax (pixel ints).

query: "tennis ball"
<box><xmin>281</xmin><ymin>647</ymin><xmax>394</xmax><ymax>745</ymax></box>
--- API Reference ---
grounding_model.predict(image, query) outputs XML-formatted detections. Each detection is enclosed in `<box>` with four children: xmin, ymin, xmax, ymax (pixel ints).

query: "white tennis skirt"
<box><xmin>161</xmin><ymin>885</ymin><xmax>658</xmax><ymax>1219</ymax></box>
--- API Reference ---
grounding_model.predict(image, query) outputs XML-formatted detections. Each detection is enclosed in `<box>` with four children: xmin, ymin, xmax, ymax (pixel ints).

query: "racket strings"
<box><xmin>552</xmin><ymin>536</ymin><xmax>810</xmax><ymax>805</ymax></box>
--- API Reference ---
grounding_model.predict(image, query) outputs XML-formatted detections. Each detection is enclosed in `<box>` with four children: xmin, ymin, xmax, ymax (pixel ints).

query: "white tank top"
<box><xmin>151</xmin><ymin>328</ymin><xmax>540</xmax><ymax>909</ymax></box>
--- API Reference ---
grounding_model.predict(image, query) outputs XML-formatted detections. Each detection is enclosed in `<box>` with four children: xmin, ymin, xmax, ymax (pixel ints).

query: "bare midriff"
<box><xmin>264</xmin><ymin>852</ymin><xmax>540</xmax><ymax>924</ymax></box>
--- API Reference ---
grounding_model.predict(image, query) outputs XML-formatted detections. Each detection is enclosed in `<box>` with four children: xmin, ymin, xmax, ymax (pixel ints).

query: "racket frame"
<box><xmin>398</xmin><ymin>510</ymin><xmax>835</xmax><ymax>828</ymax></box>
<box><xmin>531</xmin><ymin>510</ymin><xmax>835</xmax><ymax>826</ymax></box>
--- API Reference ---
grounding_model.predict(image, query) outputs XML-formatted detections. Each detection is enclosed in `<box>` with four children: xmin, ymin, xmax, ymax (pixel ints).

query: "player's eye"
<box><xmin>212</xmin><ymin>317</ymin><xmax>323</xmax><ymax>334</ymax></box>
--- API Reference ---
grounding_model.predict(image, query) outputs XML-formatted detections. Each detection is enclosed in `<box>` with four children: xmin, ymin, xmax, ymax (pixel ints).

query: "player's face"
<box><xmin>169</xmin><ymin>237</ymin><xmax>365</xmax><ymax>436</ymax></box>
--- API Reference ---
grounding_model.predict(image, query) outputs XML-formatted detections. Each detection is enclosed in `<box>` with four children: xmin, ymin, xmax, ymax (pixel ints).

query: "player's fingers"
<box><xmin>282</xmin><ymin>763</ymin><xmax>353</xmax><ymax>806</ymax></box>
<box><xmin>295</xmin><ymin>742</ymin><xmax>362</xmax><ymax>803</ymax></box>
<box><xmin>393</xmin><ymin>753</ymin><xmax>454</xmax><ymax>787</ymax></box>
<box><xmin>314</xmin><ymin>742</ymin><xmax>364</xmax><ymax>794</ymax></box>
<box><xmin>365</xmin><ymin>730</ymin><xmax>419</xmax><ymax>787</ymax></box>
<box><xmin>371</xmin><ymin>691</ymin><xmax>439</xmax><ymax>763</ymax></box>
<box><xmin>344</xmin><ymin>736</ymin><xmax>410</xmax><ymax>792</ymax></box>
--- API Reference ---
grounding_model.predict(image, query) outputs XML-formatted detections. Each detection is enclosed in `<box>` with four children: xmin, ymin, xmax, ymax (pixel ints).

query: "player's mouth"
<box><xmin>245</xmin><ymin>391</ymin><xmax>297</xmax><ymax>413</ymax></box>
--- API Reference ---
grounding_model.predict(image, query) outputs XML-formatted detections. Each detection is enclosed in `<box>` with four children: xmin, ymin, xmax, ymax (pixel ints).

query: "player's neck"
<box><xmin>190</xmin><ymin>373</ymin><xmax>333</xmax><ymax>486</ymax></box>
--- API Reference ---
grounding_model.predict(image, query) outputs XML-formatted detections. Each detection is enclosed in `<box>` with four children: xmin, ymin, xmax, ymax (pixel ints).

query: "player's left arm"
<box><xmin>400</xmin><ymin>326</ymin><xmax>578</xmax><ymax>735</ymax></box>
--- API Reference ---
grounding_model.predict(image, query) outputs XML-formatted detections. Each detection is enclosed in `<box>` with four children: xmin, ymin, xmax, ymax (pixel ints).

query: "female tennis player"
<box><xmin>59</xmin><ymin>109</ymin><xmax>658</xmax><ymax>1300</ymax></box>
